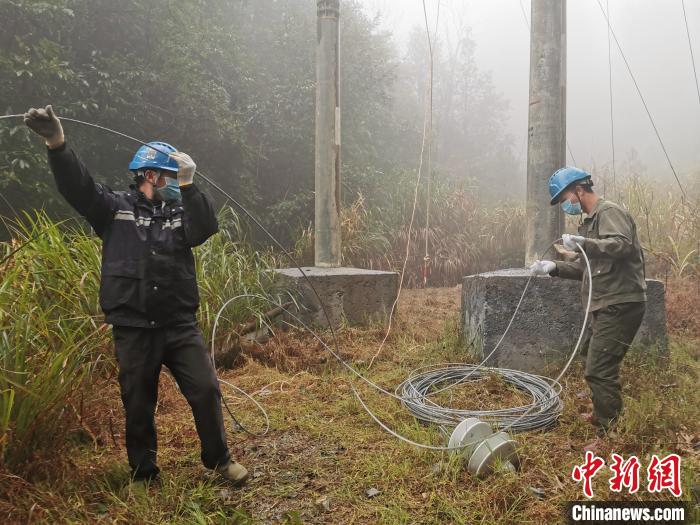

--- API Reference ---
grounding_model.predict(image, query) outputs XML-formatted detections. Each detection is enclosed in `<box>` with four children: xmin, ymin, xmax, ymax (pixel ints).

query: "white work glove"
<box><xmin>23</xmin><ymin>105</ymin><xmax>65</xmax><ymax>149</ymax></box>
<box><xmin>562</xmin><ymin>233</ymin><xmax>585</xmax><ymax>252</ymax></box>
<box><xmin>529</xmin><ymin>259</ymin><xmax>556</xmax><ymax>276</ymax></box>
<box><xmin>169</xmin><ymin>151</ymin><xmax>196</xmax><ymax>186</ymax></box>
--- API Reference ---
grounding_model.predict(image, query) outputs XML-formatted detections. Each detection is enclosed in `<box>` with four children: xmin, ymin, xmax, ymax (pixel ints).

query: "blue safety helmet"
<box><xmin>128</xmin><ymin>141</ymin><xmax>179</xmax><ymax>173</ymax></box>
<box><xmin>548</xmin><ymin>166</ymin><xmax>592</xmax><ymax>205</ymax></box>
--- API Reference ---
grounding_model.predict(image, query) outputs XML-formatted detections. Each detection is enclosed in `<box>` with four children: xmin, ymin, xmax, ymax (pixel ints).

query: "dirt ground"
<box><xmin>1</xmin><ymin>286</ymin><xmax>698</xmax><ymax>524</ymax></box>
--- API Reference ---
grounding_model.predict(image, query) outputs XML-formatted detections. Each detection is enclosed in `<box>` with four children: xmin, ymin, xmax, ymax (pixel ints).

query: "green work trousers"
<box><xmin>580</xmin><ymin>301</ymin><xmax>646</xmax><ymax>430</ymax></box>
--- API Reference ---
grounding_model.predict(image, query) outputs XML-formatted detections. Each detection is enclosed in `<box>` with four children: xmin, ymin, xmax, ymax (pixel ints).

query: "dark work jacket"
<box><xmin>553</xmin><ymin>199</ymin><xmax>646</xmax><ymax>311</ymax></box>
<box><xmin>48</xmin><ymin>143</ymin><xmax>218</xmax><ymax>327</ymax></box>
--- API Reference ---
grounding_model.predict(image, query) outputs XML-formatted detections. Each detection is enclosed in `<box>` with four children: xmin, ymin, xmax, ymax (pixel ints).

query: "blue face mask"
<box><xmin>561</xmin><ymin>198</ymin><xmax>582</xmax><ymax>215</ymax></box>
<box><xmin>155</xmin><ymin>176</ymin><xmax>181</xmax><ymax>202</ymax></box>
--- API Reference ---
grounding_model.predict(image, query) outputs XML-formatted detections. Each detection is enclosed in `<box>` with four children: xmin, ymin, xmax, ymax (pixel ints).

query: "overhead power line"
<box><xmin>605</xmin><ymin>0</ymin><xmax>616</xmax><ymax>195</ymax></box>
<box><xmin>681</xmin><ymin>0</ymin><xmax>700</xmax><ymax>106</ymax></box>
<box><xmin>594</xmin><ymin>0</ymin><xmax>687</xmax><ymax>199</ymax></box>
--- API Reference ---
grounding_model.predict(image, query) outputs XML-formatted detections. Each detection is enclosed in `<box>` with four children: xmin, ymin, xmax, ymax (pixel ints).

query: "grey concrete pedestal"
<box><xmin>461</xmin><ymin>269</ymin><xmax>667</xmax><ymax>372</ymax></box>
<box><xmin>274</xmin><ymin>267</ymin><xmax>399</xmax><ymax>329</ymax></box>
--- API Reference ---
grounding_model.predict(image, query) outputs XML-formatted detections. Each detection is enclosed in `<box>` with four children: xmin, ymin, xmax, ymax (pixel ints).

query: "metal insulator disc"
<box><xmin>467</xmin><ymin>431</ymin><xmax>520</xmax><ymax>478</ymax></box>
<box><xmin>448</xmin><ymin>418</ymin><xmax>493</xmax><ymax>459</ymax></box>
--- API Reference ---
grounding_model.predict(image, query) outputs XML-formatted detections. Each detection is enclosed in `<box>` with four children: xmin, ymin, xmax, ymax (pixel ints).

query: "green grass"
<box><xmin>0</xmin><ymin>202</ymin><xmax>697</xmax><ymax>523</ymax></box>
<box><xmin>0</xmin><ymin>208</ymin><xmax>282</xmax><ymax>470</ymax></box>
<box><xmin>0</xmin><ymin>211</ymin><xmax>106</xmax><ymax>468</ymax></box>
<box><xmin>2</xmin><ymin>286</ymin><xmax>695</xmax><ymax>524</ymax></box>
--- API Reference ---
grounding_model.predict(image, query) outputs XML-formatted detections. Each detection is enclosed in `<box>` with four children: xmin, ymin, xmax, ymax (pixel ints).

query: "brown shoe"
<box><xmin>216</xmin><ymin>460</ymin><xmax>249</xmax><ymax>487</ymax></box>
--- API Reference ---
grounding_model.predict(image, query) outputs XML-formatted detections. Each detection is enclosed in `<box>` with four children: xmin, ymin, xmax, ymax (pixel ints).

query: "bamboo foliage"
<box><xmin>0</xmin><ymin>212</ymin><xmax>105</xmax><ymax>467</ymax></box>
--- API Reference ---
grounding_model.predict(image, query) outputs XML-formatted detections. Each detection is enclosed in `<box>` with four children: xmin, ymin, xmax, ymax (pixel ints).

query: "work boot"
<box><xmin>216</xmin><ymin>460</ymin><xmax>249</xmax><ymax>487</ymax></box>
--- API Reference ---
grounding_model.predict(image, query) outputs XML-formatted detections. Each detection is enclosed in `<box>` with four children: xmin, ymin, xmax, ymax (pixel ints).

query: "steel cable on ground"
<box><xmin>398</xmin><ymin>365</ymin><xmax>562</xmax><ymax>432</ymax></box>
<box><xmin>397</xmin><ymin>241</ymin><xmax>592</xmax><ymax>434</ymax></box>
<box><xmin>211</xmin><ymin>295</ymin><xmax>272</xmax><ymax>437</ymax></box>
<box><xmin>0</xmin><ymin>114</ymin><xmax>593</xmax><ymax>450</ymax></box>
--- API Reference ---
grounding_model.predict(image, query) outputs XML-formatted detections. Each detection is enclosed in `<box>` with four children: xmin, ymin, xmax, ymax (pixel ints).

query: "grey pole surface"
<box><xmin>315</xmin><ymin>0</ymin><xmax>341</xmax><ymax>267</ymax></box>
<box><xmin>525</xmin><ymin>0</ymin><xmax>566</xmax><ymax>263</ymax></box>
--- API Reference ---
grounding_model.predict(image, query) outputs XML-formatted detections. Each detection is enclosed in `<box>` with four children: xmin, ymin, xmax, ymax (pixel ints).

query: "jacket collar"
<box><xmin>585</xmin><ymin>197</ymin><xmax>604</xmax><ymax>219</ymax></box>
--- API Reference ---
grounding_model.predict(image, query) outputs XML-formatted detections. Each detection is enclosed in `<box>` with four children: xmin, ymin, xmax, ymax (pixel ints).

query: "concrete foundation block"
<box><xmin>274</xmin><ymin>267</ymin><xmax>399</xmax><ymax>328</ymax></box>
<box><xmin>461</xmin><ymin>269</ymin><xmax>667</xmax><ymax>372</ymax></box>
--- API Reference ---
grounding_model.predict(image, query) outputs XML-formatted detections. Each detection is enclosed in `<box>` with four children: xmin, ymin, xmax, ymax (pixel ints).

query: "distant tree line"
<box><xmin>0</xmin><ymin>0</ymin><xmax>518</xmax><ymax>246</ymax></box>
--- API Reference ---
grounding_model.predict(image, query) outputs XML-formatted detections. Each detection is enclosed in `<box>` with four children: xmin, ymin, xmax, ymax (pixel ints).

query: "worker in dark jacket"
<box><xmin>23</xmin><ymin>105</ymin><xmax>248</xmax><ymax>485</ymax></box>
<box><xmin>530</xmin><ymin>167</ymin><xmax>646</xmax><ymax>436</ymax></box>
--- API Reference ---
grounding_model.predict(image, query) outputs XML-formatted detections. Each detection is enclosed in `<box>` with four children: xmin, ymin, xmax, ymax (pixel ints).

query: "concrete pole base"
<box><xmin>461</xmin><ymin>269</ymin><xmax>668</xmax><ymax>372</ymax></box>
<box><xmin>274</xmin><ymin>267</ymin><xmax>399</xmax><ymax>329</ymax></box>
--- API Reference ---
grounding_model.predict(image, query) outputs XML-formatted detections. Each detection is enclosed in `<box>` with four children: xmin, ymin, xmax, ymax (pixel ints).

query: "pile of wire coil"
<box><xmin>397</xmin><ymin>363</ymin><xmax>563</xmax><ymax>433</ymax></box>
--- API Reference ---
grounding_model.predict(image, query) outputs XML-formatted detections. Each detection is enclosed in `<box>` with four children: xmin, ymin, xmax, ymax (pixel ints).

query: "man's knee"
<box><xmin>185</xmin><ymin>374</ymin><xmax>222</xmax><ymax>406</ymax></box>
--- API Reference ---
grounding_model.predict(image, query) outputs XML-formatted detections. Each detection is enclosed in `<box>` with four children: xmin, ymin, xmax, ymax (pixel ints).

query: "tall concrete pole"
<box><xmin>525</xmin><ymin>0</ymin><xmax>566</xmax><ymax>263</ymax></box>
<box><xmin>315</xmin><ymin>0</ymin><xmax>341</xmax><ymax>267</ymax></box>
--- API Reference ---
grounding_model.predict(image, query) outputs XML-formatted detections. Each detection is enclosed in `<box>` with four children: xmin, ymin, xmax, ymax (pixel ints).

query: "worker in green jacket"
<box><xmin>530</xmin><ymin>167</ymin><xmax>647</xmax><ymax>436</ymax></box>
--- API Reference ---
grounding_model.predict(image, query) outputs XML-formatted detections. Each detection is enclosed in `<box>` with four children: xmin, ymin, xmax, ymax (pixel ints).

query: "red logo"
<box><xmin>572</xmin><ymin>452</ymin><xmax>683</xmax><ymax>498</ymax></box>
<box><xmin>647</xmin><ymin>453</ymin><xmax>682</xmax><ymax>497</ymax></box>
<box><xmin>572</xmin><ymin>451</ymin><xmax>606</xmax><ymax>498</ymax></box>
<box><xmin>609</xmin><ymin>453</ymin><xmax>641</xmax><ymax>494</ymax></box>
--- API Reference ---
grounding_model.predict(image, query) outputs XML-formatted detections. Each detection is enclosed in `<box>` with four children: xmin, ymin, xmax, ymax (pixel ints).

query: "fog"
<box><xmin>2</xmin><ymin>0</ymin><xmax>697</xmax><ymax>226</ymax></box>
<box><xmin>360</xmin><ymin>0</ymin><xmax>700</xmax><ymax>182</ymax></box>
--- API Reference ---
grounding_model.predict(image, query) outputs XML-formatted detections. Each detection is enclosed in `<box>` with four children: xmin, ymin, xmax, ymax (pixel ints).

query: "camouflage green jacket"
<box><xmin>553</xmin><ymin>199</ymin><xmax>647</xmax><ymax>311</ymax></box>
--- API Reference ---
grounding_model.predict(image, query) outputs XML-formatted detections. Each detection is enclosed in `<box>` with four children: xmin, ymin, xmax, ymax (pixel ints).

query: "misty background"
<box><xmin>1</xmin><ymin>0</ymin><xmax>698</xmax><ymax>254</ymax></box>
<box><xmin>362</xmin><ymin>0</ymin><xmax>700</xmax><ymax>185</ymax></box>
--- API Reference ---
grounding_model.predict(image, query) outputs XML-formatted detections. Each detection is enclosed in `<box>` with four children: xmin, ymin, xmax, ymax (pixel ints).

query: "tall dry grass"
<box><xmin>295</xmin><ymin>176</ymin><xmax>526</xmax><ymax>286</ymax></box>
<box><xmin>617</xmin><ymin>176</ymin><xmax>700</xmax><ymax>337</ymax></box>
<box><xmin>620</xmin><ymin>176</ymin><xmax>699</xmax><ymax>280</ymax></box>
<box><xmin>308</xmin><ymin>173</ymin><xmax>699</xmax><ymax>289</ymax></box>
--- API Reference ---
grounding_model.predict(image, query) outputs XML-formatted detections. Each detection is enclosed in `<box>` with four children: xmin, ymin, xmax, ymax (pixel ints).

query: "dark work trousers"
<box><xmin>580</xmin><ymin>302</ymin><xmax>646</xmax><ymax>430</ymax></box>
<box><xmin>112</xmin><ymin>324</ymin><xmax>230</xmax><ymax>480</ymax></box>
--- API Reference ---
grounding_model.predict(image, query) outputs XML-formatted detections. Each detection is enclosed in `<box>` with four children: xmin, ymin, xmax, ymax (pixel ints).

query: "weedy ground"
<box><xmin>1</xmin><ymin>287</ymin><xmax>698</xmax><ymax>524</ymax></box>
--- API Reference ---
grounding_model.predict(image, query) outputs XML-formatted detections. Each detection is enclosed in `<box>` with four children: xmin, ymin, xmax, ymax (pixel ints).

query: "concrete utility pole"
<box><xmin>525</xmin><ymin>0</ymin><xmax>566</xmax><ymax>263</ymax></box>
<box><xmin>315</xmin><ymin>0</ymin><xmax>341</xmax><ymax>267</ymax></box>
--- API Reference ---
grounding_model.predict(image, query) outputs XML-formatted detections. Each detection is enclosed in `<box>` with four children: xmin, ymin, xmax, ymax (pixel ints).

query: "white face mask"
<box><xmin>155</xmin><ymin>176</ymin><xmax>181</xmax><ymax>202</ymax></box>
<box><xmin>560</xmin><ymin>188</ymin><xmax>583</xmax><ymax>215</ymax></box>
<box><xmin>561</xmin><ymin>197</ymin><xmax>582</xmax><ymax>215</ymax></box>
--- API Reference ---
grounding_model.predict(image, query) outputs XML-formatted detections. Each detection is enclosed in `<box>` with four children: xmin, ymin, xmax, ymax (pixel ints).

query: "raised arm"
<box><xmin>170</xmin><ymin>151</ymin><xmax>219</xmax><ymax>247</ymax></box>
<box><xmin>24</xmin><ymin>105</ymin><xmax>117</xmax><ymax>237</ymax></box>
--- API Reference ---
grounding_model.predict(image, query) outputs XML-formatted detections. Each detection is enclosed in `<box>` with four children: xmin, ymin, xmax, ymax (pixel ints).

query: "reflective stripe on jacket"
<box><xmin>48</xmin><ymin>143</ymin><xmax>218</xmax><ymax>327</ymax></box>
